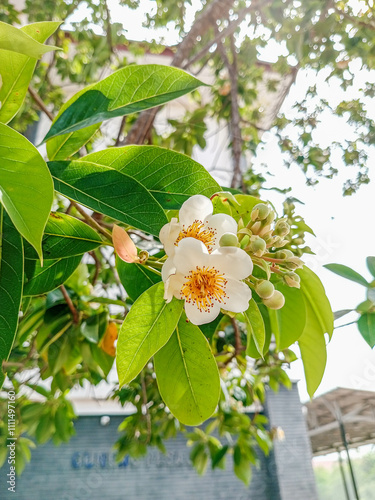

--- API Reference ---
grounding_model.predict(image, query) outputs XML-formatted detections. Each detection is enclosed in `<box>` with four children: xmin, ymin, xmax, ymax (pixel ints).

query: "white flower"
<box><xmin>162</xmin><ymin>237</ymin><xmax>253</xmax><ymax>326</ymax></box>
<box><xmin>159</xmin><ymin>194</ymin><xmax>237</xmax><ymax>257</ymax></box>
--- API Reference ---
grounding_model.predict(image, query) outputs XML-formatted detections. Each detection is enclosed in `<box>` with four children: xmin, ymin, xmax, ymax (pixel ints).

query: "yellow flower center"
<box><xmin>175</xmin><ymin>221</ymin><xmax>215</xmax><ymax>252</ymax></box>
<box><xmin>181</xmin><ymin>266</ymin><xmax>228</xmax><ymax>312</ymax></box>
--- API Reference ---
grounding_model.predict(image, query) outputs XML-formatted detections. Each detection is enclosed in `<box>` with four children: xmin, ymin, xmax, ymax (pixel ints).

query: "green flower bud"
<box><xmin>263</xmin><ymin>290</ymin><xmax>285</xmax><ymax>310</ymax></box>
<box><xmin>284</xmin><ymin>272</ymin><xmax>301</xmax><ymax>288</ymax></box>
<box><xmin>273</xmin><ymin>219</ymin><xmax>290</xmax><ymax>237</ymax></box>
<box><xmin>256</xmin><ymin>280</ymin><xmax>275</xmax><ymax>299</ymax></box>
<box><xmin>248</xmin><ymin>236</ymin><xmax>266</xmax><ymax>256</ymax></box>
<box><xmin>240</xmin><ymin>234</ymin><xmax>250</xmax><ymax>249</ymax></box>
<box><xmin>251</xmin><ymin>203</ymin><xmax>270</xmax><ymax>221</ymax></box>
<box><xmin>262</xmin><ymin>210</ymin><xmax>276</xmax><ymax>226</ymax></box>
<box><xmin>250</xmin><ymin>221</ymin><xmax>262</xmax><ymax>234</ymax></box>
<box><xmin>219</xmin><ymin>232</ymin><xmax>239</xmax><ymax>247</ymax></box>
<box><xmin>285</xmin><ymin>257</ymin><xmax>304</xmax><ymax>270</ymax></box>
<box><xmin>274</xmin><ymin>249</ymin><xmax>294</xmax><ymax>259</ymax></box>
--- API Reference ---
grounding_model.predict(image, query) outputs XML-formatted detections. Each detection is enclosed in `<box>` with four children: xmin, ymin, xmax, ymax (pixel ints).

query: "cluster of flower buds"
<box><xmin>226</xmin><ymin>203</ymin><xmax>305</xmax><ymax>307</ymax></box>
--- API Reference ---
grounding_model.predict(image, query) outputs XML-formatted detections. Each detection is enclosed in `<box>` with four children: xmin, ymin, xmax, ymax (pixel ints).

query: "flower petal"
<box><xmin>113</xmin><ymin>225</ymin><xmax>139</xmax><ymax>263</ymax></box>
<box><xmin>161</xmin><ymin>257</ymin><xmax>176</xmax><ymax>282</ymax></box>
<box><xmin>184</xmin><ymin>300</ymin><xmax>221</xmax><ymax>326</ymax></box>
<box><xmin>221</xmin><ymin>279</ymin><xmax>252</xmax><ymax>313</ymax></box>
<box><xmin>205</xmin><ymin>213</ymin><xmax>238</xmax><ymax>250</ymax></box>
<box><xmin>174</xmin><ymin>237</ymin><xmax>209</xmax><ymax>276</ymax></box>
<box><xmin>164</xmin><ymin>272</ymin><xmax>185</xmax><ymax>302</ymax></box>
<box><xmin>179</xmin><ymin>195</ymin><xmax>213</xmax><ymax>227</ymax></box>
<box><xmin>159</xmin><ymin>218</ymin><xmax>181</xmax><ymax>256</ymax></box>
<box><xmin>210</xmin><ymin>246</ymin><xmax>253</xmax><ymax>280</ymax></box>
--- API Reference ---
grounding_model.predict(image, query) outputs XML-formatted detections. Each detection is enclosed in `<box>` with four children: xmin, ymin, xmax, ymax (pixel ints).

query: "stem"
<box><xmin>70</xmin><ymin>200</ymin><xmax>113</xmax><ymax>242</ymax></box>
<box><xmin>28</xmin><ymin>86</ymin><xmax>54</xmax><ymax>121</ymax></box>
<box><xmin>60</xmin><ymin>285</ymin><xmax>79</xmax><ymax>324</ymax></box>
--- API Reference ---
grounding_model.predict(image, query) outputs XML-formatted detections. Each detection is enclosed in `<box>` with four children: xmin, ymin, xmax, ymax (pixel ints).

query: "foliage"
<box><xmin>325</xmin><ymin>258</ymin><xmax>375</xmax><ymax>348</ymax></box>
<box><xmin>0</xmin><ymin>0</ymin><xmax>371</xmax><ymax>486</ymax></box>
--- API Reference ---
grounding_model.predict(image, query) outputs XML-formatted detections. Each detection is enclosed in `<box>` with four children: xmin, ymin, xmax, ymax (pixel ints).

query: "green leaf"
<box><xmin>116</xmin><ymin>282</ymin><xmax>183</xmax><ymax>386</ymax></box>
<box><xmin>0</xmin><ymin>21</ymin><xmax>59</xmax><ymax>58</ymax></box>
<box><xmin>366</xmin><ymin>257</ymin><xmax>375</xmax><ymax>278</ymax></box>
<box><xmin>81</xmin><ymin>312</ymin><xmax>108</xmax><ymax>344</ymax></box>
<box><xmin>43</xmin><ymin>65</ymin><xmax>206</xmax><ymax>141</ymax></box>
<box><xmin>233</xmin><ymin>445</ymin><xmax>252</xmax><ymax>486</ymax></box>
<box><xmin>324</xmin><ymin>263</ymin><xmax>369</xmax><ymax>287</ymax></box>
<box><xmin>0</xmin><ymin>22</ymin><xmax>61</xmax><ymax>124</ymax></box>
<box><xmin>298</xmin><ymin>266</ymin><xmax>334</xmax><ymax>338</ymax></box>
<box><xmin>0</xmin><ymin>209</ymin><xmax>23</xmax><ymax>386</ymax></box>
<box><xmin>334</xmin><ymin>309</ymin><xmax>353</xmax><ymax>320</ymax></box>
<box><xmin>268</xmin><ymin>283</ymin><xmax>306</xmax><ymax>350</ymax></box>
<box><xmin>48</xmin><ymin>160</ymin><xmax>167</xmax><ymax>236</ymax></box>
<box><xmin>357</xmin><ymin>313</ymin><xmax>375</xmax><ymax>348</ymax></box>
<box><xmin>24</xmin><ymin>255</ymin><xmax>82</xmax><ymax>296</ymax></box>
<box><xmin>296</xmin><ymin>266</ymin><xmax>333</xmax><ymax>397</ymax></box>
<box><xmin>80</xmin><ymin>146</ymin><xmax>221</xmax><ymax>209</ymax></box>
<box><xmin>244</xmin><ymin>299</ymin><xmax>265</xmax><ymax>356</ymax></box>
<box><xmin>154</xmin><ymin>316</ymin><xmax>221</xmax><ymax>426</ymax></box>
<box><xmin>24</xmin><ymin>212</ymin><xmax>103</xmax><ymax>260</ymax></box>
<box><xmin>298</xmin><ymin>299</ymin><xmax>327</xmax><ymax>399</ymax></box>
<box><xmin>116</xmin><ymin>257</ymin><xmax>161</xmax><ymax>301</ymax></box>
<box><xmin>0</xmin><ymin>123</ymin><xmax>53</xmax><ymax>260</ymax></box>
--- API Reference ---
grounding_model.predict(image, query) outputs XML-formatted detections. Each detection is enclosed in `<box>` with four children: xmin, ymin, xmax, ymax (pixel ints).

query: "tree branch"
<box><xmin>60</xmin><ymin>285</ymin><xmax>79</xmax><ymax>324</ymax></box>
<box><xmin>28</xmin><ymin>86</ymin><xmax>54</xmax><ymax>121</ymax></box>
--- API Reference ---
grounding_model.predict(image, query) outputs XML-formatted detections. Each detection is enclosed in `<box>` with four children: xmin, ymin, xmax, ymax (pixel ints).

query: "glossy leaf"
<box><xmin>24</xmin><ymin>255</ymin><xmax>82</xmax><ymax>296</ymax></box>
<box><xmin>0</xmin><ymin>21</ymin><xmax>59</xmax><ymax>58</ymax></box>
<box><xmin>244</xmin><ymin>299</ymin><xmax>265</xmax><ymax>356</ymax></box>
<box><xmin>116</xmin><ymin>282</ymin><xmax>183</xmax><ymax>386</ymax></box>
<box><xmin>48</xmin><ymin>160</ymin><xmax>167</xmax><ymax>236</ymax></box>
<box><xmin>23</xmin><ymin>212</ymin><xmax>103</xmax><ymax>260</ymax></box>
<box><xmin>298</xmin><ymin>299</ymin><xmax>327</xmax><ymax>398</ymax></box>
<box><xmin>268</xmin><ymin>283</ymin><xmax>306</xmax><ymax>350</ymax></box>
<box><xmin>324</xmin><ymin>263</ymin><xmax>369</xmax><ymax>287</ymax></box>
<box><xmin>366</xmin><ymin>257</ymin><xmax>375</xmax><ymax>279</ymax></box>
<box><xmin>297</xmin><ymin>266</ymin><xmax>334</xmax><ymax>339</ymax></box>
<box><xmin>80</xmin><ymin>146</ymin><xmax>221</xmax><ymax>209</ymax></box>
<box><xmin>358</xmin><ymin>313</ymin><xmax>375</xmax><ymax>348</ymax></box>
<box><xmin>0</xmin><ymin>22</ymin><xmax>61</xmax><ymax>124</ymax></box>
<box><xmin>0</xmin><ymin>209</ymin><xmax>23</xmax><ymax>386</ymax></box>
<box><xmin>154</xmin><ymin>316</ymin><xmax>220</xmax><ymax>425</ymax></box>
<box><xmin>81</xmin><ymin>312</ymin><xmax>108</xmax><ymax>344</ymax></box>
<box><xmin>116</xmin><ymin>257</ymin><xmax>161</xmax><ymax>301</ymax></box>
<box><xmin>43</xmin><ymin>65</ymin><xmax>206</xmax><ymax>141</ymax></box>
<box><xmin>0</xmin><ymin>123</ymin><xmax>53</xmax><ymax>260</ymax></box>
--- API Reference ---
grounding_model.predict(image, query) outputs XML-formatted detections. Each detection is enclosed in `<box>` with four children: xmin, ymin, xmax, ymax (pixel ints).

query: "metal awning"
<box><xmin>305</xmin><ymin>387</ymin><xmax>375</xmax><ymax>500</ymax></box>
<box><xmin>305</xmin><ymin>387</ymin><xmax>375</xmax><ymax>456</ymax></box>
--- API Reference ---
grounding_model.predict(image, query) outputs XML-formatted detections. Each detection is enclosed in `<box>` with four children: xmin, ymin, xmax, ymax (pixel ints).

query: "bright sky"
<box><xmin>65</xmin><ymin>1</ymin><xmax>375</xmax><ymax>402</ymax></box>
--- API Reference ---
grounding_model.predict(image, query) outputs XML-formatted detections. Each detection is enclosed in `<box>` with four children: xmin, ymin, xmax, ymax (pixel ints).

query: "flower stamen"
<box><xmin>175</xmin><ymin>220</ymin><xmax>216</xmax><ymax>251</ymax></box>
<box><xmin>181</xmin><ymin>266</ymin><xmax>228</xmax><ymax>312</ymax></box>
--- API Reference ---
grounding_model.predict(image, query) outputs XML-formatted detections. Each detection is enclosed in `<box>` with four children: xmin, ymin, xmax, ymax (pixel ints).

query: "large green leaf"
<box><xmin>154</xmin><ymin>316</ymin><xmax>220</xmax><ymax>425</ymax></box>
<box><xmin>0</xmin><ymin>209</ymin><xmax>23</xmax><ymax>386</ymax></box>
<box><xmin>116</xmin><ymin>282</ymin><xmax>183</xmax><ymax>386</ymax></box>
<box><xmin>80</xmin><ymin>146</ymin><xmax>221</xmax><ymax>209</ymax></box>
<box><xmin>298</xmin><ymin>300</ymin><xmax>327</xmax><ymax>398</ymax></box>
<box><xmin>324</xmin><ymin>263</ymin><xmax>369</xmax><ymax>287</ymax></box>
<box><xmin>358</xmin><ymin>313</ymin><xmax>375</xmax><ymax>348</ymax></box>
<box><xmin>243</xmin><ymin>299</ymin><xmax>265</xmax><ymax>356</ymax></box>
<box><xmin>0</xmin><ymin>123</ymin><xmax>54</xmax><ymax>260</ymax></box>
<box><xmin>297</xmin><ymin>266</ymin><xmax>334</xmax><ymax>338</ymax></box>
<box><xmin>0</xmin><ymin>22</ymin><xmax>61</xmax><ymax>124</ymax></box>
<box><xmin>48</xmin><ymin>160</ymin><xmax>167</xmax><ymax>236</ymax></box>
<box><xmin>0</xmin><ymin>21</ymin><xmax>58</xmax><ymax>58</ymax></box>
<box><xmin>116</xmin><ymin>257</ymin><xmax>161</xmax><ymax>301</ymax></box>
<box><xmin>24</xmin><ymin>255</ymin><xmax>82</xmax><ymax>296</ymax></box>
<box><xmin>43</xmin><ymin>65</ymin><xmax>206</xmax><ymax>142</ymax></box>
<box><xmin>24</xmin><ymin>212</ymin><xmax>103</xmax><ymax>260</ymax></box>
<box><xmin>268</xmin><ymin>283</ymin><xmax>306</xmax><ymax>350</ymax></box>
<box><xmin>297</xmin><ymin>266</ymin><xmax>333</xmax><ymax>397</ymax></box>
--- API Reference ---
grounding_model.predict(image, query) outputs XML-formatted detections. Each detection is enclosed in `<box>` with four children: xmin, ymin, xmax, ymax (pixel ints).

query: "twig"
<box><xmin>70</xmin><ymin>200</ymin><xmax>113</xmax><ymax>242</ymax></box>
<box><xmin>89</xmin><ymin>251</ymin><xmax>102</xmax><ymax>286</ymax></box>
<box><xmin>28</xmin><ymin>86</ymin><xmax>54</xmax><ymax>121</ymax></box>
<box><xmin>103</xmin><ymin>0</ymin><xmax>114</xmax><ymax>54</ymax></box>
<box><xmin>60</xmin><ymin>285</ymin><xmax>79</xmax><ymax>324</ymax></box>
<box><xmin>115</xmin><ymin>116</ymin><xmax>127</xmax><ymax>146</ymax></box>
<box><xmin>230</xmin><ymin>317</ymin><xmax>243</xmax><ymax>354</ymax></box>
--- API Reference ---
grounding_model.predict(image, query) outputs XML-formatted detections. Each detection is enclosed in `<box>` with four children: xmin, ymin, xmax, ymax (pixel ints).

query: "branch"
<box><xmin>60</xmin><ymin>285</ymin><xmax>79</xmax><ymax>324</ymax></box>
<box><xmin>216</xmin><ymin>31</ymin><xmax>243</xmax><ymax>188</ymax></box>
<box><xmin>70</xmin><ymin>200</ymin><xmax>113</xmax><ymax>242</ymax></box>
<box><xmin>28</xmin><ymin>86</ymin><xmax>54</xmax><ymax>121</ymax></box>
